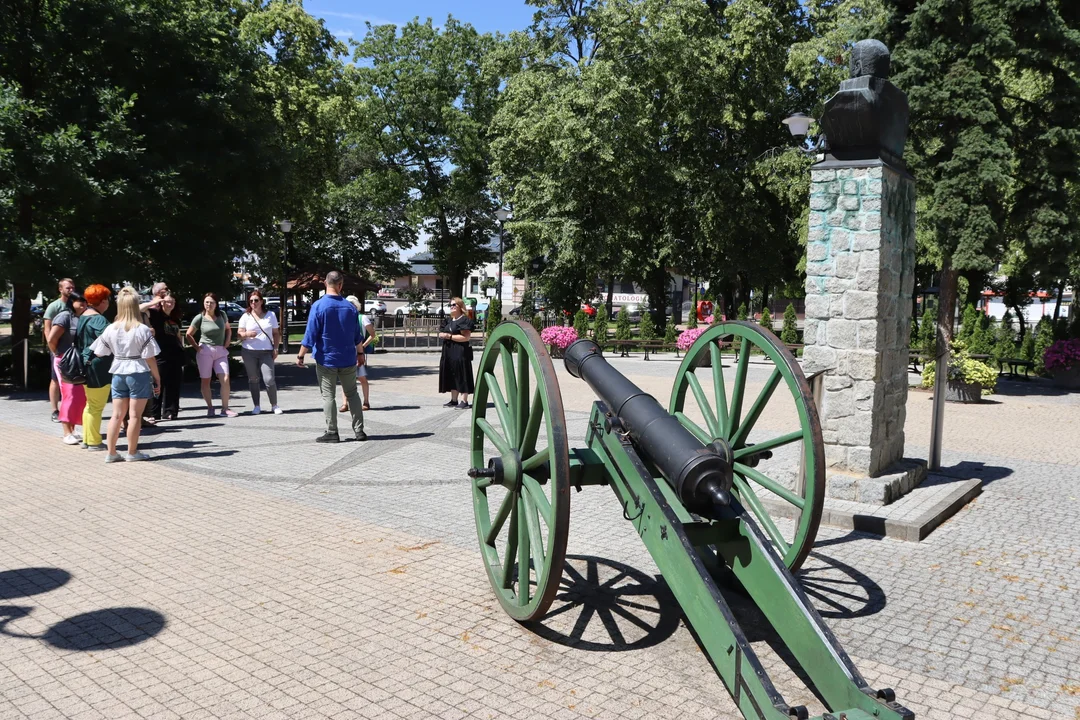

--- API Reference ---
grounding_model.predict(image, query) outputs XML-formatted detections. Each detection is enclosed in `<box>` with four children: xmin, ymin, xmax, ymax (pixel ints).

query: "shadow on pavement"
<box><xmin>0</xmin><ymin>568</ymin><xmax>72</xmax><ymax>600</ymax></box>
<box><xmin>930</xmin><ymin>460</ymin><xmax>1013</xmax><ymax>486</ymax></box>
<box><xmin>530</xmin><ymin>555</ymin><xmax>681</xmax><ymax>652</ymax></box>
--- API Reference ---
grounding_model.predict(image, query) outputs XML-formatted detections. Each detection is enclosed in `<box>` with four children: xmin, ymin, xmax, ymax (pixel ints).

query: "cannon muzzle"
<box><xmin>564</xmin><ymin>339</ymin><xmax>732</xmax><ymax>514</ymax></box>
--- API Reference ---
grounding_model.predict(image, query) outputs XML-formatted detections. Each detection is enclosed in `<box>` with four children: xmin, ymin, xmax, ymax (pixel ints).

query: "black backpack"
<box><xmin>59</xmin><ymin>342</ymin><xmax>88</xmax><ymax>385</ymax></box>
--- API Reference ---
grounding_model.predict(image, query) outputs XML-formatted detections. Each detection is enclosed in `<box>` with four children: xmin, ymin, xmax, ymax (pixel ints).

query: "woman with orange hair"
<box><xmin>76</xmin><ymin>284</ymin><xmax>113</xmax><ymax>450</ymax></box>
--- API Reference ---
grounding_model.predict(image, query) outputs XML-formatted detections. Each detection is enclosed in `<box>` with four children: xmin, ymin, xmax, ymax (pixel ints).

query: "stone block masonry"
<box><xmin>803</xmin><ymin>161</ymin><xmax>917</xmax><ymax>480</ymax></box>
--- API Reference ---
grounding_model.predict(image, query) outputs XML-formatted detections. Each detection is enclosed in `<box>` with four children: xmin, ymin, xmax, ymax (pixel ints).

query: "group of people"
<box><xmin>41</xmin><ymin>269</ymin><xmax>477</xmax><ymax>458</ymax></box>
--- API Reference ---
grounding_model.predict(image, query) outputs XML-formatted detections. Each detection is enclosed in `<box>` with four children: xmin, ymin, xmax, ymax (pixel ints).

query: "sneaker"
<box><xmin>206</xmin><ymin>409</ymin><xmax>216</xmax><ymax>418</ymax></box>
<box><xmin>51</xmin><ymin>410</ymin><xmax>59</xmax><ymax>423</ymax></box>
<box><xmin>272</xmin><ymin>406</ymin><xmax>283</xmax><ymax>415</ymax></box>
<box><xmin>443</xmin><ymin>400</ymin><xmax>458</xmax><ymax>407</ymax></box>
<box><xmin>124</xmin><ymin>452</ymin><xmax>151</xmax><ymax>462</ymax></box>
<box><xmin>316</xmin><ymin>432</ymin><xmax>340</xmax><ymax>444</ymax></box>
<box><xmin>62</xmin><ymin>434</ymin><xmax>80</xmax><ymax>446</ymax></box>
<box><xmin>458</xmin><ymin>401</ymin><xmax>471</xmax><ymax>409</ymax></box>
<box><xmin>84</xmin><ymin>443</ymin><xmax>106</xmax><ymax>452</ymax></box>
<box><xmin>220</xmin><ymin>409</ymin><xmax>238</xmax><ymax>418</ymax></box>
<box><xmin>251</xmin><ymin>406</ymin><xmax>262</xmax><ymax>416</ymax></box>
<box><xmin>355</xmin><ymin>431</ymin><xmax>368</xmax><ymax>442</ymax></box>
<box><xmin>104</xmin><ymin>453</ymin><xmax>124</xmax><ymax>463</ymax></box>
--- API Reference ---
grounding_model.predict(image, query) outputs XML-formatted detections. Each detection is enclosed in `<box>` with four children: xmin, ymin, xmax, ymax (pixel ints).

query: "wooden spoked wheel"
<box><xmin>669</xmin><ymin>321</ymin><xmax>825</xmax><ymax>571</ymax></box>
<box><xmin>471</xmin><ymin>321</ymin><xmax>571</xmax><ymax>622</ymax></box>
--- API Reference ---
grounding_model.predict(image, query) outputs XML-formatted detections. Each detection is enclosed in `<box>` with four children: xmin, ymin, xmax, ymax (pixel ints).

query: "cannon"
<box><xmin>468</xmin><ymin>321</ymin><xmax>914</xmax><ymax>720</ymax></box>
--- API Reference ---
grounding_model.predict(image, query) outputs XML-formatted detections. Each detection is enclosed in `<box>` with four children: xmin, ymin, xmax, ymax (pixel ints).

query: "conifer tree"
<box><xmin>737</xmin><ymin>303</ymin><xmax>748</xmax><ymax>321</ymax></box>
<box><xmin>573</xmin><ymin>309</ymin><xmax>589</xmax><ymax>340</ymax></box>
<box><xmin>664</xmin><ymin>316</ymin><xmax>678</xmax><ymax>345</ymax></box>
<box><xmin>992</xmin><ymin>312</ymin><xmax>1015</xmax><ymax>362</ymax></box>
<box><xmin>592</xmin><ymin>305</ymin><xmax>608</xmax><ymax>347</ymax></box>
<box><xmin>615</xmin><ymin>307</ymin><xmax>632</xmax><ymax>341</ymax></box>
<box><xmin>781</xmin><ymin>304</ymin><xmax>799</xmax><ymax>345</ymax></box>
<box><xmin>639</xmin><ymin>310</ymin><xmax>656</xmax><ymax>341</ymax></box>
<box><xmin>486</xmin><ymin>299</ymin><xmax>502</xmax><ymax>334</ymax></box>
<box><xmin>759</xmin><ymin>306</ymin><xmax>773</xmax><ymax>332</ymax></box>
<box><xmin>1034</xmin><ymin>316</ymin><xmax>1055</xmax><ymax>374</ymax></box>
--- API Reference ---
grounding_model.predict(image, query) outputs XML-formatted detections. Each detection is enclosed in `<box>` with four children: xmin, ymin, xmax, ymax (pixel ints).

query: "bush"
<box><xmin>737</xmin><ymin>303</ymin><xmax>748</xmax><ymax>321</ymax></box>
<box><xmin>677</xmin><ymin>327</ymin><xmax>706</xmax><ymax>351</ymax></box>
<box><xmin>573</xmin><ymin>309</ymin><xmax>589</xmax><ymax>340</ymax></box>
<box><xmin>991</xmin><ymin>312</ymin><xmax>1015</xmax><ymax>362</ymax></box>
<box><xmin>1020</xmin><ymin>329</ymin><xmax>1035</xmax><ymax>362</ymax></box>
<box><xmin>664</xmin><ymin>316</ymin><xmax>678</xmax><ymax>345</ymax></box>
<box><xmin>592</xmin><ymin>305</ymin><xmax>608</xmax><ymax>347</ymax></box>
<box><xmin>759</xmin><ymin>306</ymin><xmax>772</xmax><ymax>331</ymax></box>
<box><xmin>918</xmin><ymin>306</ymin><xmax>937</xmax><ymax>355</ymax></box>
<box><xmin>921</xmin><ymin>340</ymin><xmax>997</xmax><ymax>394</ymax></box>
<box><xmin>960</xmin><ymin>304</ymin><xmax>981</xmax><ymax>341</ymax></box>
<box><xmin>687</xmin><ymin>305</ymin><xmax>698</xmax><ymax>328</ymax></box>
<box><xmin>615</xmin><ymin>306</ymin><xmax>632</xmax><ymax>341</ymax></box>
<box><xmin>638</xmin><ymin>310</ymin><xmax>656</xmax><ymax>341</ymax></box>
<box><xmin>781</xmin><ymin>303</ymin><xmax>798</xmax><ymax>345</ymax></box>
<box><xmin>967</xmin><ymin>312</ymin><xmax>994</xmax><ymax>355</ymax></box>
<box><xmin>540</xmin><ymin>325</ymin><xmax>578</xmax><ymax>350</ymax></box>
<box><xmin>486</xmin><ymin>298</ymin><xmax>502</xmax><ymax>334</ymax></box>
<box><xmin>1044</xmin><ymin>338</ymin><xmax>1080</xmax><ymax>373</ymax></box>
<box><xmin>1034</xmin><ymin>316</ymin><xmax>1055</xmax><ymax>375</ymax></box>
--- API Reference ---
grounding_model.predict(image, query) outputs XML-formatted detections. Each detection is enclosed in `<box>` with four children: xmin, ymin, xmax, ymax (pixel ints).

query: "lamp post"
<box><xmin>279</xmin><ymin>219</ymin><xmax>293</xmax><ymax>353</ymax></box>
<box><xmin>495</xmin><ymin>208</ymin><xmax>510</xmax><ymax>311</ymax></box>
<box><xmin>782</xmin><ymin>112</ymin><xmax>828</xmax><ymax>155</ymax></box>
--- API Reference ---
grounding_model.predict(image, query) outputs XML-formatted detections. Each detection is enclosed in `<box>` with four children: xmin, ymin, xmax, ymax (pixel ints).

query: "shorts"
<box><xmin>356</xmin><ymin>362</ymin><xmax>368</xmax><ymax>379</ymax></box>
<box><xmin>112</xmin><ymin>372</ymin><xmax>153</xmax><ymax>400</ymax></box>
<box><xmin>196</xmin><ymin>344</ymin><xmax>230</xmax><ymax>379</ymax></box>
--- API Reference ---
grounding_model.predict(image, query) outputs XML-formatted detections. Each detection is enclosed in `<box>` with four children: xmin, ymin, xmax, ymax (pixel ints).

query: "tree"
<box><xmin>1034</xmin><ymin>316</ymin><xmax>1055</xmax><ymax>374</ymax></box>
<box><xmin>664</xmin><ymin>316</ymin><xmax>678</xmax><ymax>346</ymax></box>
<box><xmin>781</xmin><ymin>303</ymin><xmax>799</xmax><ymax>345</ymax></box>
<box><xmin>0</xmin><ymin>0</ymin><xmax>304</xmax><ymax>379</ymax></box>
<box><xmin>615</xmin><ymin>306</ymin><xmax>632</xmax><ymax>341</ymax></box>
<box><xmin>573</xmin><ymin>309</ymin><xmax>589</xmax><ymax>340</ymax></box>
<box><xmin>737</xmin><ymin>303</ymin><xmax>749</xmax><ymax>321</ymax></box>
<box><xmin>918</xmin><ymin>305</ymin><xmax>937</xmax><ymax>355</ymax></box>
<box><xmin>592</xmin><ymin>304</ymin><xmax>608</xmax><ymax>346</ymax></box>
<box><xmin>760</xmin><ymin>306</ymin><xmax>773</xmax><ymax>332</ymax></box>
<box><xmin>352</xmin><ymin>17</ymin><xmax>504</xmax><ymax>295</ymax></box>
<box><xmin>486</xmin><ymin>298</ymin><xmax>502</xmax><ymax>334</ymax></box>
<box><xmin>639</xmin><ymin>310</ymin><xmax>656</xmax><ymax>341</ymax></box>
<box><xmin>992</xmin><ymin>312</ymin><xmax>1016</xmax><ymax>362</ymax></box>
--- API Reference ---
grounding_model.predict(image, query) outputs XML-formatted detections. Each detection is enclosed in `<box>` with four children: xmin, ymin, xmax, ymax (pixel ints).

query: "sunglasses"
<box><xmin>250</xmin><ymin>298</ymin><xmax>263</xmax><ymax>304</ymax></box>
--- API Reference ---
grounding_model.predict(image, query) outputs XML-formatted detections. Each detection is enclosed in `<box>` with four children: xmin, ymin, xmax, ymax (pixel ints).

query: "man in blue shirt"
<box><xmin>296</xmin><ymin>271</ymin><xmax>367</xmax><ymax>442</ymax></box>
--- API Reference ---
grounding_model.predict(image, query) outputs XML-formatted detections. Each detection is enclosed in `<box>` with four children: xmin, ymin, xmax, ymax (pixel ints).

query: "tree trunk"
<box><xmin>1053</xmin><ymin>278</ymin><xmax>1065</xmax><ymax>322</ymax></box>
<box><xmin>1011</xmin><ymin>304</ymin><xmax>1026</xmax><ymax>339</ymax></box>
<box><xmin>605</xmin><ymin>275</ymin><xmax>614</xmax><ymax>316</ymax></box>
<box><xmin>937</xmin><ymin>260</ymin><xmax>959</xmax><ymax>347</ymax></box>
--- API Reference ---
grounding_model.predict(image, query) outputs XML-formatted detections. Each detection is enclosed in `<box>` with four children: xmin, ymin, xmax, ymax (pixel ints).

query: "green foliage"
<box><xmin>573</xmin><ymin>309</ymin><xmax>589</xmax><ymax>340</ymax></box>
<box><xmin>921</xmin><ymin>341</ymin><xmax>998</xmax><ymax>394</ymax></box>
<box><xmin>918</xmin><ymin>306</ymin><xmax>937</xmax><ymax>355</ymax></box>
<box><xmin>991</xmin><ymin>312</ymin><xmax>1015</xmax><ymax>362</ymax></box>
<box><xmin>687</xmin><ymin>309</ymin><xmax>698</xmax><ymax>329</ymax></box>
<box><xmin>592</xmin><ymin>304</ymin><xmax>608</xmax><ymax>347</ymax></box>
<box><xmin>1054</xmin><ymin>317</ymin><xmax>1070</xmax><ymax>342</ymax></box>
<box><xmin>664</xmin><ymin>316</ymin><xmax>678</xmax><ymax>345</ymax></box>
<box><xmin>638</xmin><ymin>310</ymin><xmax>656</xmax><ymax>341</ymax></box>
<box><xmin>781</xmin><ymin>304</ymin><xmax>799</xmax><ymax>345</ymax></box>
<box><xmin>759</xmin><ymin>307</ymin><xmax>773</xmax><ymax>332</ymax></box>
<box><xmin>1020</xmin><ymin>329</ymin><xmax>1035</xmax><ymax>362</ymax></box>
<box><xmin>737</xmin><ymin>303</ymin><xmax>748</xmax><ymax>321</ymax></box>
<box><xmin>615</xmin><ymin>307</ymin><xmax>632</xmax><ymax>342</ymax></box>
<box><xmin>518</xmin><ymin>285</ymin><xmax>536</xmax><ymax>324</ymax></box>
<box><xmin>486</xmin><ymin>299</ymin><xmax>502</xmax><ymax>334</ymax></box>
<box><xmin>960</xmin><ymin>305</ymin><xmax>981</xmax><ymax>341</ymax></box>
<box><xmin>1034</xmin><ymin>316</ymin><xmax>1056</xmax><ymax>375</ymax></box>
<box><xmin>400</xmin><ymin>285</ymin><xmax>432</xmax><ymax>305</ymax></box>
<box><xmin>530</xmin><ymin>316</ymin><xmax>542</xmax><ymax>334</ymax></box>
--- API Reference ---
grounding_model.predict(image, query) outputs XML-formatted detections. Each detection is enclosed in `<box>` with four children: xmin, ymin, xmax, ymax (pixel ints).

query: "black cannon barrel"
<box><xmin>564</xmin><ymin>339</ymin><xmax>732</xmax><ymax>514</ymax></box>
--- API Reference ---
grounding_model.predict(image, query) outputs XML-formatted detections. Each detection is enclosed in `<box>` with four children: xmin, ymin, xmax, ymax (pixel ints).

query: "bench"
<box><xmin>639</xmin><ymin>342</ymin><xmax>681</xmax><ymax>360</ymax></box>
<box><xmin>908</xmin><ymin>350</ymin><xmax>930</xmax><ymax>374</ymax></box>
<box><xmin>998</xmin><ymin>357</ymin><xmax>1034</xmax><ymax>380</ymax></box>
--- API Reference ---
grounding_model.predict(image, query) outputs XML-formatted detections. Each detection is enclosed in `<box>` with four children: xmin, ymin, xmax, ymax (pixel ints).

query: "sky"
<box><xmin>305</xmin><ymin>1</ymin><xmax>538</xmax><ymax>41</ymax></box>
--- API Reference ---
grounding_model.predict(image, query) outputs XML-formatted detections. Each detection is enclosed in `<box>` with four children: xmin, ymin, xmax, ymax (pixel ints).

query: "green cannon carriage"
<box><xmin>468</xmin><ymin>321</ymin><xmax>913</xmax><ymax>720</ymax></box>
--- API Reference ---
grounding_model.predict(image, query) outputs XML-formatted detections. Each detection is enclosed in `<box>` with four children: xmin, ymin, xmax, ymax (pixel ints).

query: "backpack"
<box><xmin>58</xmin><ymin>343</ymin><xmax>88</xmax><ymax>385</ymax></box>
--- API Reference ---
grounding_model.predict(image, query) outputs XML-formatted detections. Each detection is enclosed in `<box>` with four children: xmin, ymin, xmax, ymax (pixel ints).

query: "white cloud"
<box><xmin>311</xmin><ymin>9</ymin><xmax>397</xmax><ymax>25</ymax></box>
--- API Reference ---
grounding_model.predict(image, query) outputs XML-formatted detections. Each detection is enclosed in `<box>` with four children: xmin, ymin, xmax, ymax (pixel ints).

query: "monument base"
<box><xmin>824</xmin><ymin>458</ymin><xmax>927</xmax><ymax>505</ymax></box>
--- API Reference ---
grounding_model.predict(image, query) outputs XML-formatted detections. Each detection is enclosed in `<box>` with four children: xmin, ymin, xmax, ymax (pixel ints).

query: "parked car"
<box><xmin>220</xmin><ymin>302</ymin><xmax>245</xmax><ymax>322</ymax></box>
<box><xmin>0</xmin><ymin>305</ymin><xmax>12</xmax><ymax>322</ymax></box>
<box><xmin>264</xmin><ymin>298</ymin><xmax>298</xmax><ymax>322</ymax></box>
<box><xmin>581</xmin><ymin>303</ymin><xmax>597</xmax><ymax>317</ymax></box>
<box><xmin>364</xmin><ymin>299</ymin><xmax>388</xmax><ymax>315</ymax></box>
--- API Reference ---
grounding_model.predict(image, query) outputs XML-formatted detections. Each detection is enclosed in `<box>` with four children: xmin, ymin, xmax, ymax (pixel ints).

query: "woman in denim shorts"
<box><xmin>186</xmin><ymin>292</ymin><xmax>235</xmax><ymax>417</ymax></box>
<box><xmin>90</xmin><ymin>286</ymin><xmax>161</xmax><ymax>462</ymax></box>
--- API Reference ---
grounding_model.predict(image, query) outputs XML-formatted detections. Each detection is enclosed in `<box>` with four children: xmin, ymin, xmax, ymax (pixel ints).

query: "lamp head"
<box><xmin>495</xmin><ymin>208</ymin><xmax>511</xmax><ymax>223</ymax></box>
<box><xmin>782</xmin><ymin>112</ymin><xmax>814</xmax><ymax>138</ymax></box>
<box><xmin>279</xmin><ymin>219</ymin><xmax>293</xmax><ymax>233</ymax></box>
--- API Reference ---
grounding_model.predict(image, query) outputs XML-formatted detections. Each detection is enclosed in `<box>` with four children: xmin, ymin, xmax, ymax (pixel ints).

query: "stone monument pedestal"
<box><xmin>802</xmin><ymin>159</ymin><xmax>927</xmax><ymax>505</ymax></box>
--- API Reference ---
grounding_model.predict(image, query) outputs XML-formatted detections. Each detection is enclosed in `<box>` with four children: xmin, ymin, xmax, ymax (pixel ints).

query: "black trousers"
<box><xmin>152</xmin><ymin>354</ymin><xmax>184</xmax><ymax>419</ymax></box>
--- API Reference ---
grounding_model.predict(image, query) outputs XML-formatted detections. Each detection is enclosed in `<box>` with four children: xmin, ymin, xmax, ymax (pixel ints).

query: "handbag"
<box><xmin>58</xmin><ymin>343</ymin><xmax>88</xmax><ymax>385</ymax></box>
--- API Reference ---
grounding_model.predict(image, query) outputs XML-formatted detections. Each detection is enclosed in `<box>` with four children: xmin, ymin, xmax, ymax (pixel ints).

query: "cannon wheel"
<box><xmin>669</xmin><ymin>321</ymin><xmax>824</xmax><ymax>571</ymax></box>
<box><xmin>471</xmin><ymin>321</ymin><xmax>571</xmax><ymax>622</ymax></box>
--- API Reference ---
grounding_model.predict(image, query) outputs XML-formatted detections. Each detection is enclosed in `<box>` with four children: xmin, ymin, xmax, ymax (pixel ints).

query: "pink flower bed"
<box><xmin>540</xmin><ymin>325</ymin><xmax>579</xmax><ymax>350</ymax></box>
<box><xmin>677</xmin><ymin>327</ymin><xmax>707</xmax><ymax>351</ymax></box>
<box><xmin>1044</xmin><ymin>338</ymin><xmax>1080</xmax><ymax>372</ymax></box>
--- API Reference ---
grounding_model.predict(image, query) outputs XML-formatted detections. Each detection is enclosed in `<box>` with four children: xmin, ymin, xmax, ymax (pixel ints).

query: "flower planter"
<box><xmin>1051</xmin><ymin>365</ymin><xmax>1080</xmax><ymax>391</ymax></box>
<box><xmin>944</xmin><ymin>380</ymin><xmax>982</xmax><ymax>403</ymax></box>
<box><xmin>547</xmin><ymin>344</ymin><xmax>564</xmax><ymax>359</ymax></box>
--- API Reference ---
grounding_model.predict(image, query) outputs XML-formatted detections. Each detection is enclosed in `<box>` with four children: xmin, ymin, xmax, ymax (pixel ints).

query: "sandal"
<box><xmin>362</xmin><ymin>403</ymin><xmax>370</xmax><ymax>411</ymax></box>
<box><xmin>339</xmin><ymin>403</ymin><xmax>349</xmax><ymax>412</ymax></box>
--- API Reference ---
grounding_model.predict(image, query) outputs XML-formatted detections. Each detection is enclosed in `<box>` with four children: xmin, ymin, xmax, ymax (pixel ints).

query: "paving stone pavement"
<box><xmin>1</xmin><ymin>351</ymin><xmax>1078</xmax><ymax>720</ymax></box>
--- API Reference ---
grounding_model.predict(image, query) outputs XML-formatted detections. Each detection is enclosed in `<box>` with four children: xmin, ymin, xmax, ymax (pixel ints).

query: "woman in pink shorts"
<box><xmin>185</xmin><ymin>292</ymin><xmax>236</xmax><ymax>417</ymax></box>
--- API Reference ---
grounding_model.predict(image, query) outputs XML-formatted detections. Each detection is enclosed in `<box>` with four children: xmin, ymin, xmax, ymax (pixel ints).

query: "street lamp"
<box><xmin>279</xmin><ymin>219</ymin><xmax>293</xmax><ymax>353</ymax></box>
<box><xmin>783</xmin><ymin>112</ymin><xmax>828</xmax><ymax>154</ymax></box>
<box><xmin>495</xmin><ymin>208</ymin><xmax>511</xmax><ymax>311</ymax></box>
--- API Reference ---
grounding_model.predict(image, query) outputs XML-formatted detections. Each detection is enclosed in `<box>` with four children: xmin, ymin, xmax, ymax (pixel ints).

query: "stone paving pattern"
<box><xmin>1</xmin><ymin>352</ymin><xmax>1078</xmax><ymax>719</ymax></box>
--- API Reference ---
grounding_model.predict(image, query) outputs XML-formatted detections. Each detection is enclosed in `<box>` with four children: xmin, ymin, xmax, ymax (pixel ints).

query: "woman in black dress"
<box><xmin>438</xmin><ymin>297</ymin><xmax>475</xmax><ymax>409</ymax></box>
